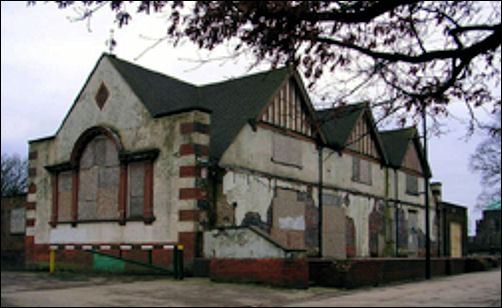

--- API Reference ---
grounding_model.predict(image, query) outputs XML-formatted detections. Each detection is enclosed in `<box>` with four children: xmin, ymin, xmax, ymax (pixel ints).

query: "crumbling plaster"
<box><xmin>217</xmin><ymin>124</ymin><xmax>437</xmax><ymax>258</ymax></box>
<box><xmin>29</xmin><ymin>56</ymin><xmax>208</xmax><ymax>245</ymax></box>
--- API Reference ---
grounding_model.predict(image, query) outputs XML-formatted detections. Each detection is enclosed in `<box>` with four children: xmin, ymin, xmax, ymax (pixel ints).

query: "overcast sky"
<box><xmin>1</xmin><ymin>2</ymin><xmax>497</xmax><ymax>234</ymax></box>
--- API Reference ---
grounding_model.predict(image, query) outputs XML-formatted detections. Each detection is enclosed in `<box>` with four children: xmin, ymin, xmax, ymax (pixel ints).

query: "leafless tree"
<box><xmin>470</xmin><ymin>112</ymin><xmax>501</xmax><ymax>210</ymax></box>
<box><xmin>1</xmin><ymin>153</ymin><xmax>28</xmax><ymax>197</ymax></box>
<box><xmin>33</xmin><ymin>1</ymin><xmax>501</xmax><ymax>129</ymax></box>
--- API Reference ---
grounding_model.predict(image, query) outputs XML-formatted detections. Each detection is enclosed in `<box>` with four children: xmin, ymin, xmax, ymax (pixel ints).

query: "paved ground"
<box><xmin>1</xmin><ymin>269</ymin><xmax>500</xmax><ymax>307</ymax></box>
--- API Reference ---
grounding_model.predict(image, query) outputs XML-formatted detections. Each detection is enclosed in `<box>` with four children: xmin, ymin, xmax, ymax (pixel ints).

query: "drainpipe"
<box><xmin>422</xmin><ymin>105</ymin><xmax>431</xmax><ymax>280</ymax></box>
<box><xmin>318</xmin><ymin>144</ymin><xmax>323</xmax><ymax>258</ymax></box>
<box><xmin>394</xmin><ymin>169</ymin><xmax>399</xmax><ymax>256</ymax></box>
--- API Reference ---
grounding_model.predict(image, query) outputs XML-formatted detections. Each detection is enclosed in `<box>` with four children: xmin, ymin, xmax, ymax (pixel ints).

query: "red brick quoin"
<box><xmin>210</xmin><ymin>259</ymin><xmax>309</xmax><ymax>289</ymax></box>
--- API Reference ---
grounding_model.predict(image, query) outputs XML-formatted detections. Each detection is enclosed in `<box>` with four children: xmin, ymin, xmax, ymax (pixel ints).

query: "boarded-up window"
<box><xmin>128</xmin><ymin>162</ymin><xmax>145</xmax><ymax>218</ymax></box>
<box><xmin>408</xmin><ymin>210</ymin><xmax>419</xmax><ymax>256</ymax></box>
<box><xmin>352</xmin><ymin>156</ymin><xmax>372</xmax><ymax>185</ymax></box>
<box><xmin>58</xmin><ymin>171</ymin><xmax>73</xmax><ymax>221</ymax></box>
<box><xmin>10</xmin><ymin>207</ymin><xmax>25</xmax><ymax>234</ymax></box>
<box><xmin>272</xmin><ymin>133</ymin><xmax>302</xmax><ymax>168</ymax></box>
<box><xmin>78</xmin><ymin>135</ymin><xmax>120</xmax><ymax>221</ymax></box>
<box><xmin>406</xmin><ymin>174</ymin><xmax>419</xmax><ymax>195</ymax></box>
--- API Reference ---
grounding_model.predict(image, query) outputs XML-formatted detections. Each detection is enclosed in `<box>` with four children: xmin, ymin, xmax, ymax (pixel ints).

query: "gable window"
<box><xmin>352</xmin><ymin>156</ymin><xmax>372</xmax><ymax>185</ymax></box>
<box><xmin>406</xmin><ymin>174</ymin><xmax>419</xmax><ymax>195</ymax></box>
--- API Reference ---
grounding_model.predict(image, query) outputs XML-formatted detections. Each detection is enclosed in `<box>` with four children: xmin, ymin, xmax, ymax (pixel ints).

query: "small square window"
<box><xmin>406</xmin><ymin>174</ymin><xmax>419</xmax><ymax>195</ymax></box>
<box><xmin>352</xmin><ymin>156</ymin><xmax>372</xmax><ymax>185</ymax></box>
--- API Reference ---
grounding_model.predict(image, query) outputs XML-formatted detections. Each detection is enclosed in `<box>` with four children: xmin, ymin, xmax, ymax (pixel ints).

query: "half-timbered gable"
<box><xmin>259</xmin><ymin>77</ymin><xmax>316</xmax><ymax>138</ymax></box>
<box><xmin>317</xmin><ymin>103</ymin><xmax>386</xmax><ymax>163</ymax></box>
<box><xmin>345</xmin><ymin>110</ymin><xmax>381</xmax><ymax>160</ymax></box>
<box><xmin>380</xmin><ymin>127</ymin><xmax>429</xmax><ymax>177</ymax></box>
<box><xmin>402</xmin><ymin>140</ymin><xmax>424</xmax><ymax>175</ymax></box>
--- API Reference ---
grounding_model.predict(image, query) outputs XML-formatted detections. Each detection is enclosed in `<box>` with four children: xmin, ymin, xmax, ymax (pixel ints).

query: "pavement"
<box><xmin>1</xmin><ymin>269</ymin><xmax>500</xmax><ymax>307</ymax></box>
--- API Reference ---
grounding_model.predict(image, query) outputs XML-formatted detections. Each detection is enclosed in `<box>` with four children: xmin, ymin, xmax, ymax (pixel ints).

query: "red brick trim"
<box><xmin>50</xmin><ymin>174</ymin><xmax>58</xmax><ymax>227</ymax></box>
<box><xmin>25</xmin><ymin>236</ymin><xmax>35</xmax><ymax>264</ymax></box>
<box><xmin>70</xmin><ymin>126</ymin><xmax>123</xmax><ymax>168</ymax></box>
<box><xmin>179</xmin><ymin>144</ymin><xmax>209</xmax><ymax>157</ymax></box>
<box><xmin>180</xmin><ymin>122</ymin><xmax>210</xmax><ymax>135</ymax></box>
<box><xmin>179</xmin><ymin>210</ymin><xmax>202</xmax><ymax>222</ymax></box>
<box><xmin>210</xmin><ymin>259</ymin><xmax>309</xmax><ymax>289</ymax></box>
<box><xmin>28</xmin><ymin>167</ymin><xmax>37</xmax><ymax>177</ymax></box>
<box><xmin>179</xmin><ymin>166</ymin><xmax>200</xmax><ymax>178</ymax></box>
<box><xmin>26</xmin><ymin>218</ymin><xmax>36</xmax><ymax>227</ymax></box>
<box><xmin>178</xmin><ymin>231</ymin><xmax>202</xmax><ymax>261</ymax></box>
<box><xmin>28</xmin><ymin>184</ymin><xmax>37</xmax><ymax>194</ymax></box>
<box><xmin>179</xmin><ymin>188</ymin><xmax>207</xmax><ymax>200</ymax></box>
<box><xmin>118</xmin><ymin>164</ymin><xmax>128</xmax><ymax>225</ymax></box>
<box><xmin>143</xmin><ymin>161</ymin><xmax>154</xmax><ymax>224</ymax></box>
<box><xmin>26</xmin><ymin>202</ymin><xmax>37</xmax><ymax>210</ymax></box>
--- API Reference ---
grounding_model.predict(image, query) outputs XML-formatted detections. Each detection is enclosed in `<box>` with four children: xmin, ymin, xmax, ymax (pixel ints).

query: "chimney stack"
<box><xmin>431</xmin><ymin>182</ymin><xmax>442</xmax><ymax>203</ymax></box>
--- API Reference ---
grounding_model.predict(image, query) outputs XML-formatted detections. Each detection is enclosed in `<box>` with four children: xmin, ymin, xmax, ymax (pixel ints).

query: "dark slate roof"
<box><xmin>315</xmin><ymin>103</ymin><xmax>366</xmax><ymax>149</ymax></box>
<box><xmin>107</xmin><ymin>53</ymin><xmax>291</xmax><ymax>159</ymax></box>
<box><xmin>199</xmin><ymin>67</ymin><xmax>291</xmax><ymax>159</ymax></box>
<box><xmin>107</xmin><ymin>55</ymin><xmax>202</xmax><ymax>117</ymax></box>
<box><xmin>380</xmin><ymin>127</ymin><xmax>431</xmax><ymax>176</ymax></box>
<box><xmin>379</xmin><ymin>127</ymin><xmax>417</xmax><ymax>168</ymax></box>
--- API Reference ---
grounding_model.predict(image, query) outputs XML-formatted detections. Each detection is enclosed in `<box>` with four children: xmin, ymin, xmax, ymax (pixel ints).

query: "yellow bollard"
<box><xmin>49</xmin><ymin>250</ymin><xmax>55</xmax><ymax>274</ymax></box>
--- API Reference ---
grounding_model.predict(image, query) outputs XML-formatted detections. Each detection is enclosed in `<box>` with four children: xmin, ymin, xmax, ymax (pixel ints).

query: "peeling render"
<box><xmin>223</xmin><ymin>171</ymin><xmax>274</xmax><ymax>226</ymax></box>
<box><xmin>217</xmin><ymin>166</ymin><xmax>438</xmax><ymax>259</ymax></box>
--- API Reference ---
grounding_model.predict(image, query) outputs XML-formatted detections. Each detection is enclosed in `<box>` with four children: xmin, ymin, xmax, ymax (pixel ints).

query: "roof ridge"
<box><xmin>105</xmin><ymin>53</ymin><xmax>197</xmax><ymax>88</ymax></box>
<box><xmin>380</xmin><ymin>126</ymin><xmax>416</xmax><ymax>134</ymax></box>
<box><xmin>199</xmin><ymin>66</ymin><xmax>291</xmax><ymax>88</ymax></box>
<box><xmin>316</xmin><ymin>102</ymin><xmax>367</xmax><ymax>113</ymax></box>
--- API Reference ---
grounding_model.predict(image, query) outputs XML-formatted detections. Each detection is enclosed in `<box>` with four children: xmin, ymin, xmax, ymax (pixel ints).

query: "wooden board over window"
<box><xmin>352</xmin><ymin>156</ymin><xmax>372</xmax><ymax>185</ymax></box>
<box><xmin>78</xmin><ymin>135</ymin><xmax>120</xmax><ymax>221</ymax></box>
<box><xmin>272</xmin><ymin>133</ymin><xmax>302</xmax><ymax>168</ymax></box>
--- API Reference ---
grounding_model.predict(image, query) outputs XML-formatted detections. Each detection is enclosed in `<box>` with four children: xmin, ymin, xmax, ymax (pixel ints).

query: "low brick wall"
<box><xmin>209</xmin><ymin>258</ymin><xmax>309</xmax><ymax>289</ymax></box>
<box><xmin>310</xmin><ymin>256</ymin><xmax>500</xmax><ymax>289</ymax></box>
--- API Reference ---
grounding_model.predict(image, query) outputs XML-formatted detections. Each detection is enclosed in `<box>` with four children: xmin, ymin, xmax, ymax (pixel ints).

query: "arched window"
<box><xmin>46</xmin><ymin>126</ymin><xmax>158</xmax><ymax>226</ymax></box>
<box><xmin>78</xmin><ymin>134</ymin><xmax>120</xmax><ymax>220</ymax></box>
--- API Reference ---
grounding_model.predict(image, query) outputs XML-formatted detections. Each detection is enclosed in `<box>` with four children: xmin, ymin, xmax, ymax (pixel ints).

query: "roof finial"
<box><xmin>106</xmin><ymin>29</ymin><xmax>116</xmax><ymax>55</ymax></box>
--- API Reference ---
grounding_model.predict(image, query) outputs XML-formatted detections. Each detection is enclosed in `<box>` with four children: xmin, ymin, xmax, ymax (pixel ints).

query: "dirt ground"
<box><xmin>1</xmin><ymin>269</ymin><xmax>500</xmax><ymax>307</ymax></box>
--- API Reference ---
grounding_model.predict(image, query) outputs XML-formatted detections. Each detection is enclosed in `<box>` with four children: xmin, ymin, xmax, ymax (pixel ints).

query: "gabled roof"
<box><xmin>316</xmin><ymin>103</ymin><xmax>387</xmax><ymax>163</ymax></box>
<box><xmin>110</xmin><ymin>53</ymin><xmax>292</xmax><ymax>159</ymax></box>
<box><xmin>380</xmin><ymin>127</ymin><xmax>417</xmax><ymax>168</ymax></box>
<box><xmin>199</xmin><ymin>67</ymin><xmax>292</xmax><ymax>159</ymax></box>
<box><xmin>107</xmin><ymin>55</ymin><xmax>204</xmax><ymax>117</ymax></box>
<box><xmin>380</xmin><ymin>127</ymin><xmax>432</xmax><ymax>177</ymax></box>
<box><xmin>42</xmin><ymin>53</ymin><xmax>297</xmax><ymax>161</ymax></box>
<box><xmin>316</xmin><ymin>103</ymin><xmax>366</xmax><ymax>150</ymax></box>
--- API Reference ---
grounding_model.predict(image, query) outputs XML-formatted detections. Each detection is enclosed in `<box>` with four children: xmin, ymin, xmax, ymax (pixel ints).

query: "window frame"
<box><xmin>45</xmin><ymin>127</ymin><xmax>159</xmax><ymax>227</ymax></box>
<box><xmin>351</xmin><ymin>156</ymin><xmax>372</xmax><ymax>186</ymax></box>
<box><xmin>405</xmin><ymin>173</ymin><xmax>419</xmax><ymax>196</ymax></box>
